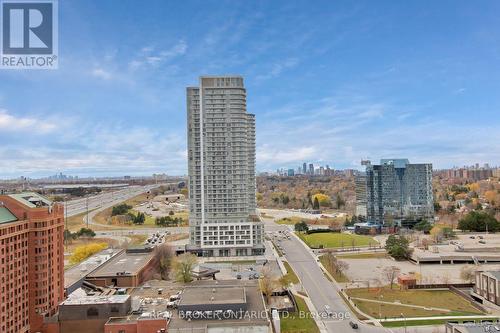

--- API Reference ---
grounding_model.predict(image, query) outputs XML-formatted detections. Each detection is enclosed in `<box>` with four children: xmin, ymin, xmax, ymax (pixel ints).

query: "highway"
<box><xmin>63</xmin><ymin>184</ymin><xmax>169</xmax><ymax>217</ymax></box>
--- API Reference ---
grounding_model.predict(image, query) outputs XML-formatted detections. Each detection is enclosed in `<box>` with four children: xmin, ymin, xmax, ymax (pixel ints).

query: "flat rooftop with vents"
<box><xmin>85</xmin><ymin>248</ymin><xmax>156</xmax><ymax>287</ymax></box>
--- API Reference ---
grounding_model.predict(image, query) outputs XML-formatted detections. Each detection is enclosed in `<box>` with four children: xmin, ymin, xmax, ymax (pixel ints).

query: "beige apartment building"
<box><xmin>186</xmin><ymin>76</ymin><xmax>264</xmax><ymax>257</ymax></box>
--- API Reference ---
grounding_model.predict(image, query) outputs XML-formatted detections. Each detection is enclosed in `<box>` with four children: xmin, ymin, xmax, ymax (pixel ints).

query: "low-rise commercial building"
<box><xmin>169</xmin><ymin>280</ymin><xmax>269</xmax><ymax>333</ymax></box>
<box><xmin>49</xmin><ymin>295</ymin><xmax>131</xmax><ymax>333</ymax></box>
<box><xmin>85</xmin><ymin>248</ymin><xmax>157</xmax><ymax>288</ymax></box>
<box><xmin>104</xmin><ymin>317</ymin><xmax>167</xmax><ymax>333</ymax></box>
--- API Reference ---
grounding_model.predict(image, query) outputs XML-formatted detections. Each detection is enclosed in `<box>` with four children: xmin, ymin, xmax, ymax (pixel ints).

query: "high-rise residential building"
<box><xmin>0</xmin><ymin>192</ymin><xmax>65</xmax><ymax>333</ymax></box>
<box><xmin>308</xmin><ymin>163</ymin><xmax>314</xmax><ymax>175</ymax></box>
<box><xmin>186</xmin><ymin>76</ymin><xmax>264</xmax><ymax>257</ymax></box>
<box><xmin>302</xmin><ymin>163</ymin><xmax>307</xmax><ymax>174</ymax></box>
<box><xmin>356</xmin><ymin>159</ymin><xmax>433</xmax><ymax>227</ymax></box>
<box><xmin>355</xmin><ymin>172</ymin><xmax>367</xmax><ymax>218</ymax></box>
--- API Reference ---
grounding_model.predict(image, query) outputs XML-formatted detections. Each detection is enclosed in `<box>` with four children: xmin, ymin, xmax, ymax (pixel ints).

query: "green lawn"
<box><xmin>346</xmin><ymin>288</ymin><xmax>483</xmax><ymax>318</ymax></box>
<box><xmin>318</xmin><ymin>255</ymin><xmax>349</xmax><ymax>282</ymax></box>
<box><xmin>281</xmin><ymin>295</ymin><xmax>320</xmax><ymax>333</ymax></box>
<box><xmin>283</xmin><ymin>261</ymin><xmax>300</xmax><ymax>284</ymax></box>
<box><xmin>354</xmin><ymin>300</ymin><xmax>451</xmax><ymax>319</ymax></box>
<box><xmin>297</xmin><ymin>232</ymin><xmax>378</xmax><ymax>249</ymax></box>
<box><xmin>382</xmin><ymin>318</ymin><xmax>499</xmax><ymax>327</ymax></box>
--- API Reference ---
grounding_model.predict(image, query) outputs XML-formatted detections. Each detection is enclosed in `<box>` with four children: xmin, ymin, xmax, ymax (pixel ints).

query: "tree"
<box><xmin>430</xmin><ymin>226</ymin><xmax>443</xmax><ymax>243</ymax></box>
<box><xmin>336</xmin><ymin>260</ymin><xmax>349</xmax><ymax>276</ymax></box>
<box><xmin>154</xmin><ymin>244</ymin><xmax>173</xmax><ymax>280</ymax></box>
<box><xmin>383</xmin><ymin>266</ymin><xmax>401</xmax><ymax>289</ymax></box>
<box><xmin>313</xmin><ymin>193</ymin><xmax>331</xmax><ymax>207</ymax></box>
<box><xmin>76</xmin><ymin>227</ymin><xmax>96</xmax><ymax>239</ymax></box>
<box><xmin>70</xmin><ymin>243</ymin><xmax>107</xmax><ymax>264</ymax></box>
<box><xmin>414</xmin><ymin>220</ymin><xmax>432</xmax><ymax>233</ymax></box>
<box><xmin>111</xmin><ymin>203</ymin><xmax>132</xmax><ymax>216</ymax></box>
<box><xmin>313</xmin><ymin>197</ymin><xmax>320</xmax><ymax>210</ymax></box>
<box><xmin>169</xmin><ymin>210</ymin><xmax>175</xmax><ymax>216</ymax></box>
<box><xmin>64</xmin><ymin>229</ymin><xmax>77</xmax><ymax>243</ymax></box>
<box><xmin>294</xmin><ymin>221</ymin><xmax>309</xmax><ymax>233</ymax></box>
<box><xmin>458</xmin><ymin>211</ymin><xmax>499</xmax><ymax>232</ymax></box>
<box><xmin>133</xmin><ymin>212</ymin><xmax>146</xmax><ymax>225</ymax></box>
<box><xmin>385</xmin><ymin>235</ymin><xmax>412</xmax><ymax>260</ymax></box>
<box><xmin>434</xmin><ymin>202</ymin><xmax>441</xmax><ymax>213</ymax></box>
<box><xmin>460</xmin><ymin>265</ymin><xmax>476</xmax><ymax>283</ymax></box>
<box><xmin>259</xmin><ymin>266</ymin><xmax>277</xmax><ymax>304</ymax></box>
<box><xmin>335</xmin><ymin>194</ymin><xmax>345</xmax><ymax>209</ymax></box>
<box><xmin>172</xmin><ymin>253</ymin><xmax>197</xmax><ymax>283</ymax></box>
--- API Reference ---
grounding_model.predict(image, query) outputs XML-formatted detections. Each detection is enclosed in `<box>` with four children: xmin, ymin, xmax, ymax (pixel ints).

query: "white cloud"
<box><xmin>258</xmin><ymin>145</ymin><xmax>316</xmax><ymax>164</ymax></box>
<box><xmin>256</xmin><ymin>57</ymin><xmax>299</xmax><ymax>80</ymax></box>
<box><xmin>0</xmin><ymin>120</ymin><xmax>187</xmax><ymax>178</ymax></box>
<box><xmin>129</xmin><ymin>40</ymin><xmax>188</xmax><ymax>70</ymax></box>
<box><xmin>91</xmin><ymin>68</ymin><xmax>113</xmax><ymax>80</ymax></box>
<box><xmin>0</xmin><ymin>109</ymin><xmax>56</xmax><ymax>134</ymax></box>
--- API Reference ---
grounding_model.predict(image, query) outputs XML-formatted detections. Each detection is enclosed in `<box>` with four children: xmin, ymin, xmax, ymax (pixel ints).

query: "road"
<box><xmin>260</xmin><ymin>211</ymin><xmax>440</xmax><ymax>333</ymax></box>
<box><xmin>64</xmin><ymin>184</ymin><xmax>164</xmax><ymax>217</ymax></box>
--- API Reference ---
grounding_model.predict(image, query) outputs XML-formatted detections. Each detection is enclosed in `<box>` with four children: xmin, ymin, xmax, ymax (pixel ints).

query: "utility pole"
<box><xmin>64</xmin><ymin>198</ymin><xmax>68</xmax><ymax>249</ymax></box>
<box><xmin>401</xmin><ymin>313</ymin><xmax>407</xmax><ymax>333</ymax></box>
<box><xmin>86</xmin><ymin>197</ymin><xmax>89</xmax><ymax>228</ymax></box>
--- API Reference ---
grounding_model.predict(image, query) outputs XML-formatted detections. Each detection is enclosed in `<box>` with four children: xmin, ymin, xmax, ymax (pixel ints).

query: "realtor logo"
<box><xmin>1</xmin><ymin>0</ymin><xmax>58</xmax><ymax>69</ymax></box>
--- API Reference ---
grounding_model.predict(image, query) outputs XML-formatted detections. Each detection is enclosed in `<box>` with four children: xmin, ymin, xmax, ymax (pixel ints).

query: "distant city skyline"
<box><xmin>1</xmin><ymin>1</ymin><xmax>500</xmax><ymax>178</ymax></box>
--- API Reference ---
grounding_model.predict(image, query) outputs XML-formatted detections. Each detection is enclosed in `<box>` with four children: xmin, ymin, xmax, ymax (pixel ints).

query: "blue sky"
<box><xmin>1</xmin><ymin>0</ymin><xmax>500</xmax><ymax>178</ymax></box>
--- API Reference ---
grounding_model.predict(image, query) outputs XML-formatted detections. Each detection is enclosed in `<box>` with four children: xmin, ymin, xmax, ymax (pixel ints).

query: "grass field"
<box><xmin>346</xmin><ymin>287</ymin><xmax>483</xmax><ymax>319</ymax></box>
<box><xmin>280</xmin><ymin>295</ymin><xmax>320</xmax><ymax>333</ymax></box>
<box><xmin>276</xmin><ymin>216</ymin><xmax>344</xmax><ymax>226</ymax></box>
<box><xmin>297</xmin><ymin>232</ymin><xmax>378</xmax><ymax>249</ymax></box>
<box><xmin>382</xmin><ymin>318</ymin><xmax>500</xmax><ymax>327</ymax></box>
<box><xmin>355</xmin><ymin>299</ymin><xmax>451</xmax><ymax>318</ymax></box>
<box><xmin>318</xmin><ymin>255</ymin><xmax>349</xmax><ymax>282</ymax></box>
<box><xmin>283</xmin><ymin>261</ymin><xmax>300</xmax><ymax>284</ymax></box>
<box><xmin>66</xmin><ymin>210</ymin><xmax>99</xmax><ymax>231</ymax></box>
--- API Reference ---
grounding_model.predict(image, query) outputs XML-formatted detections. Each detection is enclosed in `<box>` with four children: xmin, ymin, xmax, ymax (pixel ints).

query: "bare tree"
<box><xmin>323</xmin><ymin>251</ymin><xmax>337</xmax><ymax>273</ymax></box>
<box><xmin>260</xmin><ymin>266</ymin><xmax>277</xmax><ymax>304</ymax></box>
<box><xmin>336</xmin><ymin>260</ymin><xmax>349</xmax><ymax>276</ymax></box>
<box><xmin>172</xmin><ymin>253</ymin><xmax>197</xmax><ymax>283</ymax></box>
<box><xmin>154</xmin><ymin>244</ymin><xmax>173</xmax><ymax>280</ymax></box>
<box><xmin>460</xmin><ymin>265</ymin><xmax>476</xmax><ymax>283</ymax></box>
<box><xmin>383</xmin><ymin>266</ymin><xmax>401</xmax><ymax>289</ymax></box>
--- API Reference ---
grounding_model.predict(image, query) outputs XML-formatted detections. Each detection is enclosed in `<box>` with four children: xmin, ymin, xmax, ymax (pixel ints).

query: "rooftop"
<box><xmin>64</xmin><ymin>248</ymin><xmax>122</xmax><ymax>290</ymax></box>
<box><xmin>380</xmin><ymin>159</ymin><xmax>410</xmax><ymax>168</ymax></box>
<box><xmin>169</xmin><ymin>280</ymin><xmax>268</xmax><ymax>331</ymax></box>
<box><xmin>87</xmin><ymin>250</ymin><xmax>154</xmax><ymax>278</ymax></box>
<box><xmin>179</xmin><ymin>286</ymin><xmax>246</xmax><ymax>306</ymax></box>
<box><xmin>8</xmin><ymin>192</ymin><xmax>52</xmax><ymax>208</ymax></box>
<box><xmin>61</xmin><ymin>294</ymin><xmax>130</xmax><ymax>306</ymax></box>
<box><xmin>483</xmin><ymin>271</ymin><xmax>500</xmax><ymax>280</ymax></box>
<box><xmin>0</xmin><ymin>206</ymin><xmax>17</xmax><ymax>224</ymax></box>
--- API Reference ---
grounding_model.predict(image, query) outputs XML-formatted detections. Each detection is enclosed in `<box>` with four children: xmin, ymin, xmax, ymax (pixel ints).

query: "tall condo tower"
<box><xmin>186</xmin><ymin>76</ymin><xmax>264</xmax><ymax>257</ymax></box>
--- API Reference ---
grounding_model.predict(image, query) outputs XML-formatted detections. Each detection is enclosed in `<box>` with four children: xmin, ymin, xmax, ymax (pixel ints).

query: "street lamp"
<box><xmin>401</xmin><ymin>313</ymin><xmax>407</xmax><ymax>333</ymax></box>
<box><xmin>379</xmin><ymin>295</ymin><xmax>383</xmax><ymax>319</ymax></box>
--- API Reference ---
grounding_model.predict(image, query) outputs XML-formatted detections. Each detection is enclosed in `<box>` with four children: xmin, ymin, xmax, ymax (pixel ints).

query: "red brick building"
<box><xmin>0</xmin><ymin>192</ymin><xmax>65</xmax><ymax>333</ymax></box>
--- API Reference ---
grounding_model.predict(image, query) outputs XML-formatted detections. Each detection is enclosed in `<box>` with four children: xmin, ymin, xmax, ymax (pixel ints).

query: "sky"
<box><xmin>1</xmin><ymin>0</ymin><xmax>500</xmax><ymax>178</ymax></box>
